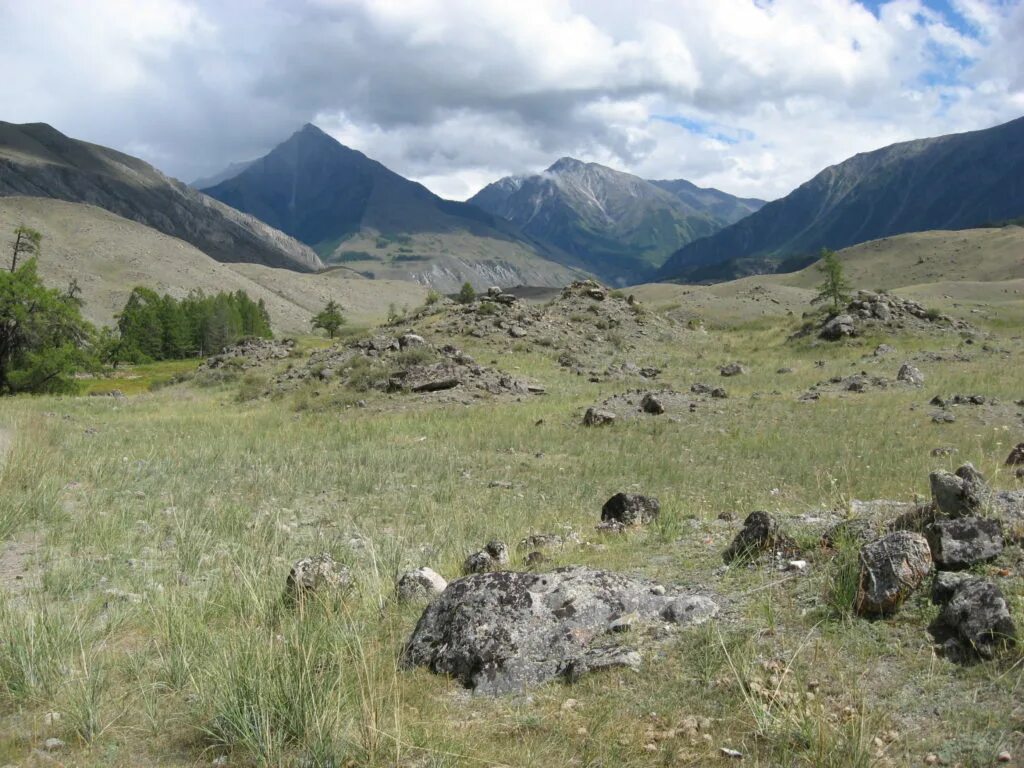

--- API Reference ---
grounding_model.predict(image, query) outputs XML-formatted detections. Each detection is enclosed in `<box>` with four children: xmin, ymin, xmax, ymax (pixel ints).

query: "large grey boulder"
<box><xmin>930</xmin><ymin>463</ymin><xmax>989</xmax><ymax>517</ymax></box>
<box><xmin>601</xmin><ymin>493</ymin><xmax>660</xmax><ymax>526</ymax></box>
<box><xmin>855</xmin><ymin>532</ymin><xmax>932</xmax><ymax>616</ymax></box>
<box><xmin>402</xmin><ymin>567</ymin><xmax>718</xmax><ymax>694</ymax></box>
<box><xmin>925</xmin><ymin>517</ymin><xmax>1003</xmax><ymax>570</ymax></box>
<box><xmin>931</xmin><ymin>577</ymin><xmax>1016</xmax><ymax>661</ymax></box>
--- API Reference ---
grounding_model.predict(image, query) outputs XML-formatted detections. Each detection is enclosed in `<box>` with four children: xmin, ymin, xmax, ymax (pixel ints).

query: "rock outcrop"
<box><xmin>402</xmin><ymin>567</ymin><xmax>718</xmax><ymax>694</ymax></box>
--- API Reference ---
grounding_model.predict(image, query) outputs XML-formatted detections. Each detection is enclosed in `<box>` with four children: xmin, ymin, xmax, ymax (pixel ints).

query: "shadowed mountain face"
<box><xmin>0</xmin><ymin>121</ymin><xmax>322</xmax><ymax>273</ymax></box>
<box><xmin>657</xmin><ymin>115</ymin><xmax>1024</xmax><ymax>283</ymax></box>
<box><xmin>201</xmin><ymin>125</ymin><xmax>583</xmax><ymax>290</ymax></box>
<box><xmin>468</xmin><ymin>158</ymin><xmax>762</xmax><ymax>286</ymax></box>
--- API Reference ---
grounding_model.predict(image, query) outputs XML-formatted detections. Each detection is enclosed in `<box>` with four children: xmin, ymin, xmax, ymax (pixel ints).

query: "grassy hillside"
<box><xmin>634</xmin><ymin>226</ymin><xmax>1024</xmax><ymax>328</ymax></box>
<box><xmin>0</xmin><ymin>197</ymin><xmax>427</xmax><ymax>332</ymax></box>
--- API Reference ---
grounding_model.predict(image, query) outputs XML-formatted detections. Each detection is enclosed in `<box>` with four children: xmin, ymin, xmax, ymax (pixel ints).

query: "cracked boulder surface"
<box><xmin>402</xmin><ymin>566</ymin><xmax>718</xmax><ymax>694</ymax></box>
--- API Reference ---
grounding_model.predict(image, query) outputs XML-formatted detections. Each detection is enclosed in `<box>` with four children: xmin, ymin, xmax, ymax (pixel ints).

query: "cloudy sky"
<box><xmin>3</xmin><ymin>0</ymin><xmax>1023</xmax><ymax>201</ymax></box>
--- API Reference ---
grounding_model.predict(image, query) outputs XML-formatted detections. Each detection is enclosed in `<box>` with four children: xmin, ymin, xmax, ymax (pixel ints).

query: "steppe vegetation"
<box><xmin>0</xmin><ymin>275</ymin><xmax>1022</xmax><ymax>768</ymax></box>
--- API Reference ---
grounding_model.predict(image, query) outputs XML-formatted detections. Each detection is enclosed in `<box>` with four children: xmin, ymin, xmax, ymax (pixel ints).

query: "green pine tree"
<box><xmin>814</xmin><ymin>248</ymin><xmax>852</xmax><ymax>311</ymax></box>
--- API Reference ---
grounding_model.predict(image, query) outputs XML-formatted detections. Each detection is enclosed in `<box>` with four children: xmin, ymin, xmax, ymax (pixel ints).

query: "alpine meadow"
<box><xmin>1</xmin><ymin>2</ymin><xmax>1024</xmax><ymax>767</ymax></box>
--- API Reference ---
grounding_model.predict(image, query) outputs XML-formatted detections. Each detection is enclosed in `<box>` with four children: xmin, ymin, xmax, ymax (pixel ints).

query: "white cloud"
<box><xmin>0</xmin><ymin>0</ymin><xmax>1022</xmax><ymax>201</ymax></box>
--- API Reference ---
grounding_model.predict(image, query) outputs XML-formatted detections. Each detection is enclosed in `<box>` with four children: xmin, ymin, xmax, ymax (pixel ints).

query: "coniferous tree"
<box><xmin>813</xmin><ymin>248</ymin><xmax>852</xmax><ymax>311</ymax></box>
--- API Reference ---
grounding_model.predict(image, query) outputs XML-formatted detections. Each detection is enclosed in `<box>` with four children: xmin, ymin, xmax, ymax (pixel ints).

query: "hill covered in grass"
<box><xmin>0</xmin><ymin>196</ymin><xmax>427</xmax><ymax>332</ymax></box>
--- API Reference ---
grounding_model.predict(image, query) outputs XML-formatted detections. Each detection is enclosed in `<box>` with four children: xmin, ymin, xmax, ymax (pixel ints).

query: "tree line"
<box><xmin>109</xmin><ymin>287</ymin><xmax>272</xmax><ymax>363</ymax></box>
<box><xmin>0</xmin><ymin>226</ymin><xmax>276</xmax><ymax>394</ymax></box>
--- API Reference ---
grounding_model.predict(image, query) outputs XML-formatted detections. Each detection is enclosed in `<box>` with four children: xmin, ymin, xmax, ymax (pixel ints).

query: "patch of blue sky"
<box><xmin>857</xmin><ymin>0</ymin><xmax>979</xmax><ymax>37</ymax></box>
<box><xmin>651</xmin><ymin>114</ymin><xmax>756</xmax><ymax>144</ymax></box>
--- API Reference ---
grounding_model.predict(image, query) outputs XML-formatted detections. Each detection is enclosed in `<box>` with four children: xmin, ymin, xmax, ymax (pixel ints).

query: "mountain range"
<box><xmin>200</xmin><ymin>124</ymin><xmax>584</xmax><ymax>292</ymax></box>
<box><xmin>0</xmin><ymin>121</ymin><xmax>322</xmax><ymax>273</ymax></box>
<box><xmin>469</xmin><ymin>158</ymin><xmax>763</xmax><ymax>285</ymax></box>
<box><xmin>657</xmin><ymin>115</ymin><xmax>1024</xmax><ymax>282</ymax></box>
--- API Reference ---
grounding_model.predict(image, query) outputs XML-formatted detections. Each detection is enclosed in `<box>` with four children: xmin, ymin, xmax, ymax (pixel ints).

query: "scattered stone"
<box><xmin>583</xmin><ymin>407</ymin><xmax>617</xmax><ymax>426</ymax></box>
<box><xmin>777</xmin><ymin>367</ymin><xmax>794</xmax><ymax>374</ymax></box>
<box><xmin>42</xmin><ymin>739</ymin><xmax>65</xmax><ymax>752</ymax></box>
<box><xmin>931</xmin><ymin>411</ymin><xmax>956</xmax><ymax>424</ymax></box>
<box><xmin>720</xmin><ymin>363</ymin><xmax>746</xmax><ymax>377</ymax></box>
<box><xmin>200</xmin><ymin>337</ymin><xmax>296</xmax><ymax>370</ymax></box>
<box><xmin>42</xmin><ymin>712</ymin><xmax>60</xmax><ymax>727</ymax></box>
<box><xmin>1006</xmin><ymin>443</ymin><xmax>1024</xmax><ymax>467</ymax></box>
<box><xmin>925</xmin><ymin>517</ymin><xmax>1003</xmax><ymax>570</ymax></box>
<box><xmin>397</xmin><ymin>567</ymin><xmax>448</xmax><ymax>602</ymax></box>
<box><xmin>711</xmin><ymin>387</ymin><xmax>728</xmax><ymax>399</ymax></box>
<box><xmin>997</xmin><ymin>751</ymin><xmax>1012</xmax><ymax>763</ymax></box>
<box><xmin>873</xmin><ymin>344</ymin><xmax>894</xmax><ymax>356</ymax></box>
<box><xmin>286</xmin><ymin>554</ymin><xmax>352</xmax><ymax>603</ymax></box>
<box><xmin>719</xmin><ymin>747</ymin><xmax>744</xmax><ymax>759</ymax></box>
<box><xmin>930</xmin><ymin>447</ymin><xmax>957</xmax><ymax>458</ymax></box>
<box><xmin>820</xmin><ymin>313</ymin><xmax>856</xmax><ymax>340</ymax></box>
<box><xmin>930</xmin><ymin>463</ymin><xmax>989</xmax><ymax>517</ymax></box>
<box><xmin>518</xmin><ymin>532</ymin><xmax>580</xmax><ymax>552</ymax></box>
<box><xmin>601</xmin><ymin>493</ymin><xmax>661</xmax><ymax>526</ymax></box>
<box><xmin>855</xmin><ymin>532</ymin><xmax>932</xmax><ymax>616</ymax></box>
<box><xmin>399</xmin><ymin>332</ymin><xmax>427</xmax><ymax>348</ymax></box>
<box><xmin>640</xmin><ymin>393</ymin><xmax>665</xmax><ymax>414</ymax></box>
<box><xmin>897</xmin><ymin>363</ymin><xmax>925</xmax><ymax>386</ymax></box>
<box><xmin>691</xmin><ymin>383</ymin><xmax>712</xmax><ymax>394</ymax></box>
<box><xmin>723</xmin><ymin>511</ymin><xmax>795</xmax><ymax>564</ymax></box>
<box><xmin>463</xmin><ymin>540</ymin><xmax>509</xmax><ymax>574</ymax></box>
<box><xmin>401</xmin><ymin>566</ymin><xmax>717</xmax><ymax>694</ymax></box>
<box><xmin>931</xmin><ymin>577</ymin><xmax>1016</xmax><ymax>661</ymax></box>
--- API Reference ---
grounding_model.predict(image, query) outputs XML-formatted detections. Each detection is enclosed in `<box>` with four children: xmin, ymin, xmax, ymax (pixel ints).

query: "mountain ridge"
<box><xmin>657</xmin><ymin>115</ymin><xmax>1024</xmax><ymax>283</ymax></box>
<box><xmin>469</xmin><ymin>157</ymin><xmax>763</xmax><ymax>286</ymax></box>
<box><xmin>0</xmin><ymin>121</ymin><xmax>323</xmax><ymax>273</ymax></box>
<box><xmin>201</xmin><ymin>124</ymin><xmax>585</xmax><ymax>291</ymax></box>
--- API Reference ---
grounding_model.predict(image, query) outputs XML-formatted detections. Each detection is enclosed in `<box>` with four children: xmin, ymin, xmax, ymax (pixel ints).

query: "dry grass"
<box><xmin>0</xmin><ymin>300</ymin><xmax>1022</xmax><ymax>767</ymax></box>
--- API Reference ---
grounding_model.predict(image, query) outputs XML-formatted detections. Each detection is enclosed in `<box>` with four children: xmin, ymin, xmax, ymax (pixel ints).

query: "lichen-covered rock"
<box><xmin>820</xmin><ymin>314</ymin><xmax>856</xmax><ymax>340</ymax></box>
<box><xmin>463</xmin><ymin>540</ymin><xmax>509</xmax><ymax>574</ymax></box>
<box><xmin>855</xmin><ymin>532</ymin><xmax>932</xmax><ymax>616</ymax></box>
<box><xmin>723</xmin><ymin>511</ymin><xmax>795</xmax><ymax>563</ymax></box>
<box><xmin>401</xmin><ymin>567</ymin><xmax>717</xmax><ymax>694</ymax></box>
<box><xmin>897</xmin><ymin>363</ymin><xmax>924</xmax><ymax>386</ymax></box>
<box><xmin>396</xmin><ymin>567</ymin><xmax>448</xmax><ymax>602</ymax></box>
<box><xmin>601</xmin><ymin>493</ymin><xmax>660</xmax><ymax>526</ymax></box>
<box><xmin>931</xmin><ymin>578</ymin><xmax>1016</xmax><ymax>661</ymax></box>
<box><xmin>925</xmin><ymin>517</ymin><xmax>1003</xmax><ymax>570</ymax></box>
<box><xmin>930</xmin><ymin>463</ymin><xmax>990</xmax><ymax>518</ymax></box>
<box><xmin>583</xmin><ymin>407</ymin><xmax>617</xmax><ymax>426</ymax></box>
<box><xmin>286</xmin><ymin>554</ymin><xmax>352</xmax><ymax>603</ymax></box>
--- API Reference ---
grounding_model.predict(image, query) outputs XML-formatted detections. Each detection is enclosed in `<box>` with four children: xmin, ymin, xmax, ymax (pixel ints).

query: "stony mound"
<box><xmin>432</xmin><ymin>281</ymin><xmax>683</xmax><ymax>377</ymax></box>
<box><xmin>275</xmin><ymin>333</ymin><xmax>544</xmax><ymax>403</ymax></box>
<box><xmin>199</xmin><ymin>338</ymin><xmax>297</xmax><ymax>371</ymax></box>
<box><xmin>805</xmin><ymin>290</ymin><xmax>975</xmax><ymax>341</ymax></box>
